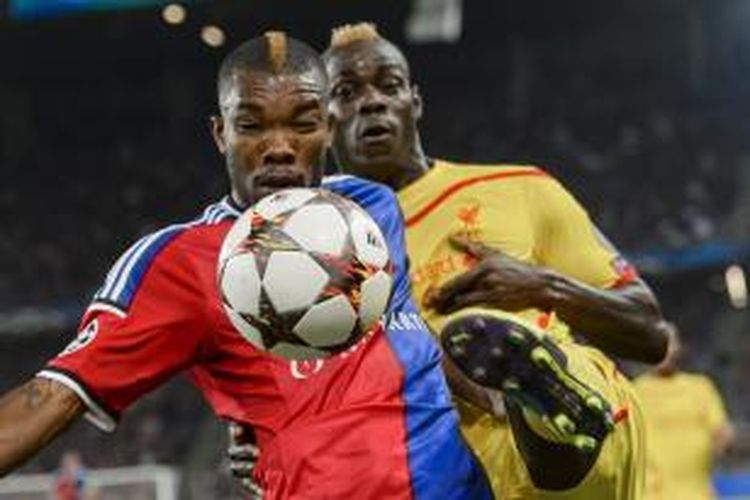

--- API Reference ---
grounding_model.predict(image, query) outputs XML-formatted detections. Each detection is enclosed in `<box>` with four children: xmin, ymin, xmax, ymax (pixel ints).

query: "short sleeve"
<box><xmin>532</xmin><ymin>176</ymin><xmax>638</xmax><ymax>289</ymax></box>
<box><xmin>39</xmin><ymin>233</ymin><xmax>208</xmax><ymax>431</ymax></box>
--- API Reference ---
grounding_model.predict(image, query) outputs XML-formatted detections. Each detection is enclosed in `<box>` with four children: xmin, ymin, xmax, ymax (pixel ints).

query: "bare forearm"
<box><xmin>541</xmin><ymin>272</ymin><xmax>668</xmax><ymax>363</ymax></box>
<box><xmin>0</xmin><ymin>378</ymin><xmax>84</xmax><ymax>476</ymax></box>
<box><xmin>432</xmin><ymin>239</ymin><xmax>668</xmax><ymax>363</ymax></box>
<box><xmin>713</xmin><ymin>423</ymin><xmax>735</xmax><ymax>457</ymax></box>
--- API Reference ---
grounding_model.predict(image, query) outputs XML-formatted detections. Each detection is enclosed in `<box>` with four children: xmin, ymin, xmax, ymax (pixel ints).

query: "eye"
<box><xmin>291</xmin><ymin>109</ymin><xmax>323</xmax><ymax>134</ymax></box>
<box><xmin>331</xmin><ymin>82</ymin><xmax>356</xmax><ymax>101</ymax></box>
<box><xmin>293</xmin><ymin>120</ymin><xmax>320</xmax><ymax>134</ymax></box>
<box><xmin>380</xmin><ymin>76</ymin><xmax>404</xmax><ymax>95</ymax></box>
<box><xmin>237</xmin><ymin>121</ymin><xmax>261</xmax><ymax>134</ymax></box>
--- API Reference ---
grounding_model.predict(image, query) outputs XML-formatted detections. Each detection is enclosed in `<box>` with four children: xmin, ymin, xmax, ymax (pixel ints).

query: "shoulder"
<box><xmin>681</xmin><ymin>372</ymin><xmax>720</xmax><ymax>391</ymax></box>
<box><xmin>93</xmin><ymin>199</ymin><xmax>237</xmax><ymax>312</ymax></box>
<box><xmin>323</xmin><ymin>174</ymin><xmax>398</xmax><ymax>200</ymax></box>
<box><xmin>113</xmin><ymin>198</ymin><xmax>237</xmax><ymax>265</ymax></box>
<box><xmin>435</xmin><ymin>160</ymin><xmax>582</xmax><ymax>214</ymax></box>
<box><xmin>431</xmin><ymin>159</ymin><xmax>562</xmax><ymax>196</ymax></box>
<box><xmin>323</xmin><ymin>175</ymin><xmax>400</xmax><ymax>215</ymax></box>
<box><xmin>435</xmin><ymin>158</ymin><xmax>549</xmax><ymax>178</ymax></box>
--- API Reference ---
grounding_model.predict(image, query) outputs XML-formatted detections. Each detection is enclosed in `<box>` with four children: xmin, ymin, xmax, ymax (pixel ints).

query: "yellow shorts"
<box><xmin>457</xmin><ymin>342</ymin><xmax>647</xmax><ymax>500</ymax></box>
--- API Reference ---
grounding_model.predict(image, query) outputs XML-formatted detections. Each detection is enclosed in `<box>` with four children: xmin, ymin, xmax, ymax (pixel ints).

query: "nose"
<box><xmin>359</xmin><ymin>85</ymin><xmax>387</xmax><ymax>115</ymax></box>
<box><xmin>261</xmin><ymin>132</ymin><xmax>296</xmax><ymax>166</ymax></box>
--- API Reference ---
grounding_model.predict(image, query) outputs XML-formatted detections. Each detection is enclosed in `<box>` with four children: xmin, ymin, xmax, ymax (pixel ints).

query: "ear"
<box><xmin>210</xmin><ymin>114</ymin><xmax>227</xmax><ymax>154</ymax></box>
<box><xmin>411</xmin><ymin>84</ymin><xmax>423</xmax><ymax>121</ymax></box>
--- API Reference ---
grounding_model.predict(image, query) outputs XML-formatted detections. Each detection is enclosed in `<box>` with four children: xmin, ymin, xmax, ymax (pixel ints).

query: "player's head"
<box><xmin>211</xmin><ymin>31</ymin><xmax>331</xmax><ymax>207</ymax></box>
<box><xmin>324</xmin><ymin>23</ymin><xmax>423</xmax><ymax>185</ymax></box>
<box><xmin>60</xmin><ymin>451</ymin><xmax>83</xmax><ymax>474</ymax></box>
<box><xmin>655</xmin><ymin>322</ymin><xmax>682</xmax><ymax>376</ymax></box>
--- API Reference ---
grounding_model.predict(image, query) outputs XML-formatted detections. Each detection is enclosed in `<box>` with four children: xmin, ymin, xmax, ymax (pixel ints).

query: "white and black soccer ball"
<box><xmin>218</xmin><ymin>188</ymin><xmax>394</xmax><ymax>360</ymax></box>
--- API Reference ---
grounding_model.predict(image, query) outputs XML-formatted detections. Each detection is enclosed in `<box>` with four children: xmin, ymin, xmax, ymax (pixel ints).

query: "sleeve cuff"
<box><xmin>36</xmin><ymin>368</ymin><xmax>119</xmax><ymax>432</ymax></box>
<box><xmin>607</xmin><ymin>265</ymin><xmax>639</xmax><ymax>289</ymax></box>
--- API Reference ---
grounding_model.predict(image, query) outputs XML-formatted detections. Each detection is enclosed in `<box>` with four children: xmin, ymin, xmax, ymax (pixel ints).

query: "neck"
<box><xmin>229</xmin><ymin>189</ymin><xmax>249</xmax><ymax>211</ymax></box>
<box><xmin>656</xmin><ymin>366</ymin><xmax>679</xmax><ymax>377</ymax></box>
<box><xmin>386</xmin><ymin>135</ymin><xmax>431</xmax><ymax>191</ymax></box>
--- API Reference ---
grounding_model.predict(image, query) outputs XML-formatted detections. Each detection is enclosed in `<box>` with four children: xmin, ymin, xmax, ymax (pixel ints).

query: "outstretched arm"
<box><xmin>0</xmin><ymin>378</ymin><xmax>84</xmax><ymax>476</ymax></box>
<box><xmin>430</xmin><ymin>237</ymin><xmax>668</xmax><ymax>363</ymax></box>
<box><xmin>544</xmin><ymin>275</ymin><xmax>666</xmax><ymax>363</ymax></box>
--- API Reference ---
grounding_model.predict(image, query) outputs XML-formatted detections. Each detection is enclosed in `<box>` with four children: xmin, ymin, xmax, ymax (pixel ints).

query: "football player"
<box><xmin>0</xmin><ymin>32</ymin><xmax>493</xmax><ymax>500</ymax></box>
<box><xmin>321</xmin><ymin>23</ymin><xmax>669</xmax><ymax>500</ymax></box>
<box><xmin>635</xmin><ymin>324</ymin><xmax>734</xmax><ymax>500</ymax></box>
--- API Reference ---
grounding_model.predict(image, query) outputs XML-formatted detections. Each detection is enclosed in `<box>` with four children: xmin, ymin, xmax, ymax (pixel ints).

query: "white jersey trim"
<box><xmin>220</xmin><ymin>197</ymin><xmax>242</xmax><ymax>216</ymax></box>
<box><xmin>86</xmin><ymin>302</ymin><xmax>128</xmax><ymax>319</ymax></box>
<box><xmin>36</xmin><ymin>370</ymin><xmax>117</xmax><ymax>433</ymax></box>
<box><xmin>322</xmin><ymin>174</ymin><xmax>355</xmax><ymax>185</ymax></box>
<box><xmin>94</xmin><ymin>197</ymin><xmax>239</xmax><ymax>310</ymax></box>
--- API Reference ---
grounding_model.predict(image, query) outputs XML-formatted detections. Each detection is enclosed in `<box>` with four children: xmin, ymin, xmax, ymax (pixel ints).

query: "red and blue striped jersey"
<box><xmin>40</xmin><ymin>176</ymin><xmax>493</xmax><ymax>499</ymax></box>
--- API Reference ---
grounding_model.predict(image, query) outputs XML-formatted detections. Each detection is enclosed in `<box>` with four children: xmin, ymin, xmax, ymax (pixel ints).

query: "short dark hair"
<box><xmin>217</xmin><ymin>31</ymin><xmax>328</xmax><ymax>104</ymax></box>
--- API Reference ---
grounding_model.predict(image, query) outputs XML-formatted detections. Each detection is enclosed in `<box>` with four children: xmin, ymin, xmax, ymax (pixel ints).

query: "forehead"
<box><xmin>221</xmin><ymin>69</ymin><xmax>327</xmax><ymax>110</ymax></box>
<box><xmin>327</xmin><ymin>40</ymin><xmax>409</xmax><ymax>79</ymax></box>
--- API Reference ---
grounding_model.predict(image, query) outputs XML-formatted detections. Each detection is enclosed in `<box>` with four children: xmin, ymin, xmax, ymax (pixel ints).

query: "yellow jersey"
<box><xmin>635</xmin><ymin>372</ymin><xmax>729</xmax><ymax>500</ymax></box>
<box><xmin>398</xmin><ymin>160</ymin><xmax>644</xmax><ymax>499</ymax></box>
<box><xmin>399</xmin><ymin>160</ymin><xmax>634</xmax><ymax>341</ymax></box>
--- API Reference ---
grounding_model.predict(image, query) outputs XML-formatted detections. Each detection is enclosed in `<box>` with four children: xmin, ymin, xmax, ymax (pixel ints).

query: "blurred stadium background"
<box><xmin>1</xmin><ymin>0</ymin><xmax>749</xmax><ymax>498</ymax></box>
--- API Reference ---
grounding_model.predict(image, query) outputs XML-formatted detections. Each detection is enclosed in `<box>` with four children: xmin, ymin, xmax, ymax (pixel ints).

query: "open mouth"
<box><xmin>255</xmin><ymin>170</ymin><xmax>306</xmax><ymax>191</ymax></box>
<box><xmin>360</xmin><ymin>124</ymin><xmax>393</xmax><ymax>141</ymax></box>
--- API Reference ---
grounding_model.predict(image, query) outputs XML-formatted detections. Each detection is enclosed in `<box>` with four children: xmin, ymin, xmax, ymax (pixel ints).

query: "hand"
<box><xmin>428</xmin><ymin>234</ymin><xmax>551</xmax><ymax>314</ymax></box>
<box><xmin>228</xmin><ymin>422</ymin><xmax>263</xmax><ymax>499</ymax></box>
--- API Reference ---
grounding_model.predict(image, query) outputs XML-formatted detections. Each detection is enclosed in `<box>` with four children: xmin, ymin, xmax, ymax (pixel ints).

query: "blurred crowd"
<box><xmin>0</xmin><ymin>334</ymin><xmax>204</xmax><ymax>472</ymax></box>
<box><xmin>2</xmin><ymin>44</ymin><xmax>749</xmax><ymax>309</ymax></box>
<box><xmin>425</xmin><ymin>64</ymin><xmax>747</xmax><ymax>253</ymax></box>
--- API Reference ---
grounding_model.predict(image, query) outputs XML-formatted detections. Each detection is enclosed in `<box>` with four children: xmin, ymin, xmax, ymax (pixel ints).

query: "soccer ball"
<box><xmin>218</xmin><ymin>188</ymin><xmax>393</xmax><ymax>360</ymax></box>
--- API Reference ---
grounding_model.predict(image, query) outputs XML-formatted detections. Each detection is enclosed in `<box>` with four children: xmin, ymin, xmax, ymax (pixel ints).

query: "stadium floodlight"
<box><xmin>201</xmin><ymin>25</ymin><xmax>225</xmax><ymax>48</ymax></box>
<box><xmin>406</xmin><ymin>0</ymin><xmax>462</xmax><ymax>43</ymax></box>
<box><xmin>161</xmin><ymin>3</ymin><xmax>186</xmax><ymax>25</ymax></box>
<box><xmin>725</xmin><ymin>264</ymin><xmax>747</xmax><ymax>309</ymax></box>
